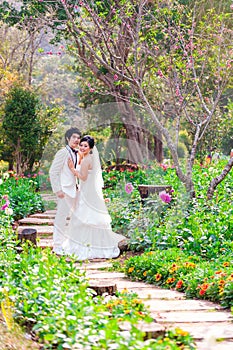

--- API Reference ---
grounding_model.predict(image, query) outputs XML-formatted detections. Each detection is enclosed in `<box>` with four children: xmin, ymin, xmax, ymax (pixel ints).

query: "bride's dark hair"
<box><xmin>80</xmin><ymin>135</ymin><xmax>95</xmax><ymax>149</ymax></box>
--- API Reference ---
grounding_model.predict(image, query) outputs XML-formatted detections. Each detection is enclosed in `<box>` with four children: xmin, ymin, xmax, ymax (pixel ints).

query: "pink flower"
<box><xmin>157</xmin><ymin>69</ymin><xmax>163</xmax><ymax>78</ymax></box>
<box><xmin>159</xmin><ymin>191</ymin><xmax>172</xmax><ymax>203</ymax></box>
<box><xmin>160</xmin><ymin>163</ymin><xmax>168</xmax><ymax>171</ymax></box>
<box><xmin>125</xmin><ymin>183</ymin><xmax>134</xmax><ymax>194</ymax></box>
<box><xmin>113</xmin><ymin>74</ymin><xmax>118</xmax><ymax>80</ymax></box>
<box><xmin>1</xmin><ymin>195</ymin><xmax>10</xmax><ymax>211</ymax></box>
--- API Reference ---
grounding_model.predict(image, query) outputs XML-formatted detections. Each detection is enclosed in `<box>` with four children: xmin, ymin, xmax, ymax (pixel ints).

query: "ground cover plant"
<box><xmin>0</xmin><ymin>227</ymin><xmax>196</xmax><ymax>349</ymax></box>
<box><xmin>0</xmin><ymin>172</ymin><xmax>44</xmax><ymax>222</ymax></box>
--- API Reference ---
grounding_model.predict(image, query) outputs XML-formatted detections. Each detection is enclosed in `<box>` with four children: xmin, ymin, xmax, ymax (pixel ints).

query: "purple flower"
<box><xmin>125</xmin><ymin>182</ymin><xmax>134</xmax><ymax>194</ymax></box>
<box><xmin>159</xmin><ymin>190</ymin><xmax>172</xmax><ymax>203</ymax></box>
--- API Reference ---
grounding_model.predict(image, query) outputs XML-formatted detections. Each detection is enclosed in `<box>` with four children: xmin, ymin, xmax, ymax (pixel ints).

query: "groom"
<box><xmin>49</xmin><ymin>127</ymin><xmax>82</xmax><ymax>255</ymax></box>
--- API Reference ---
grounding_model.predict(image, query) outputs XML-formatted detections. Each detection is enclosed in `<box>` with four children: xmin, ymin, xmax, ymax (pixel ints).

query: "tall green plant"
<box><xmin>2</xmin><ymin>85</ymin><xmax>60</xmax><ymax>175</ymax></box>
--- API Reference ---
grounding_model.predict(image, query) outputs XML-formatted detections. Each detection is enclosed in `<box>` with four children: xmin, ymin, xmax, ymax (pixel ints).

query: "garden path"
<box><xmin>17</xmin><ymin>194</ymin><xmax>233</xmax><ymax>350</ymax></box>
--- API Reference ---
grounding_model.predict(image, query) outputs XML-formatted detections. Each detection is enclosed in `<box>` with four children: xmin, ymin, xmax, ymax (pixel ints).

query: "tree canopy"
<box><xmin>0</xmin><ymin>0</ymin><xmax>232</xmax><ymax>194</ymax></box>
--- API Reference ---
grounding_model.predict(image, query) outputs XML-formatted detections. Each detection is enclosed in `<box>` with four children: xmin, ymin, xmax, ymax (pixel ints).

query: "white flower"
<box><xmin>0</xmin><ymin>179</ymin><xmax>3</xmax><ymax>185</ymax></box>
<box><xmin>5</xmin><ymin>207</ymin><xmax>13</xmax><ymax>215</ymax></box>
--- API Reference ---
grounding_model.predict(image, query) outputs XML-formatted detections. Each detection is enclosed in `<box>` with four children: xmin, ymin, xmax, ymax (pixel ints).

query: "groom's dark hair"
<box><xmin>65</xmin><ymin>127</ymin><xmax>82</xmax><ymax>144</ymax></box>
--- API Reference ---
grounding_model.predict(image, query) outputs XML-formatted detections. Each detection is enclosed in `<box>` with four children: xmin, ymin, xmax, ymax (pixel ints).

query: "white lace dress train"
<box><xmin>62</xmin><ymin>167</ymin><xmax>125</xmax><ymax>260</ymax></box>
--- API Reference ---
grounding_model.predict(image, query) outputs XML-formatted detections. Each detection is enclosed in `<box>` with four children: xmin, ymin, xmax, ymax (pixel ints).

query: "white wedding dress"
<box><xmin>62</xmin><ymin>147</ymin><xmax>125</xmax><ymax>260</ymax></box>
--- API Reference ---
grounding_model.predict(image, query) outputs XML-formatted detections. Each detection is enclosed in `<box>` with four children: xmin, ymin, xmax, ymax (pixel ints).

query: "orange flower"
<box><xmin>218</xmin><ymin>280</ymin><xmax>225</xmax><ymax>286</ymax></box>
<box><xmin>155</xmin><ymin>273</ymin><xmax>162</xmax><ymax>281</ymax></box>
<box><xmin>176</xmin><ymin>280</ymin><xmax>183</xmax><ymax>289</ymax></box>
<box><xmin>166</xmin><ymin>277</ymin><xmax>176</xmax><ymax>284</ymax></box>
<box><xmin>223</xmin><ymin>262</ymin><xmax>230</xmax><ymax>267</ymax></box>
<box><xmin>199</xmin><ymin>289</ymin><xmax>206</xmax><ymax>296</ymax></box>
<box><xmin>128</xmin><ymin>267</ymin><xmax>134</xmax><ymax>273</ymax></box>
<box><xmin>143</xmin><ymin>271</ymin><xmax>147</xmax><ymax>277</ymax></box>
<box><xmin>200</xmin><ymin>283</ymin><xmax>209</xmax><ymax>291</ymax></box>
<box><xmin>184</xmin><ymin>262</ymin><xmax>196</xmax><ymax>268</ymax></box>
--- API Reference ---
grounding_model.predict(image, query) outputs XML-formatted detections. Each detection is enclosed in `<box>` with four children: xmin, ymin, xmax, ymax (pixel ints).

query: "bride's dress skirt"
<box><xmin>62</xmin><ymin>170</ymin><xmax>125</xmax><ymax>260</ymax></box>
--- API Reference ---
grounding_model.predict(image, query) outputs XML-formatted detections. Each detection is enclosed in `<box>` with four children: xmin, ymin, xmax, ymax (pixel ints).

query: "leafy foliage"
<box><xmin>1</xmin><ymin>85</ymin><xmax>60</xmax><ymax>174</ymax></box>
<box><xmin>0</xmin><ymin>173</ymin><xmax>44</xmax><ymax>220</ymax></box>
<box><xmin>0</xmin><ymin>228</ymin><xmax>195</xmax><ymax>349</ymax></box>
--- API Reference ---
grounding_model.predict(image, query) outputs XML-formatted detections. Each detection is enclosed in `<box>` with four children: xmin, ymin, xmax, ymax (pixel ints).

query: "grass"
<box><xmin>0</xmin><ymin>313</ymin><xmax>40</xmax><ymax>350</ymax></box>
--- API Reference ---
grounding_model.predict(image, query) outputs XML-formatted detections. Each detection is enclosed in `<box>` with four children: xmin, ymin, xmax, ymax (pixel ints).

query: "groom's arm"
<box><xmin>49</xmin><ymin>149</ymin><xmax>66</xmax><ymax>195</ymax></box>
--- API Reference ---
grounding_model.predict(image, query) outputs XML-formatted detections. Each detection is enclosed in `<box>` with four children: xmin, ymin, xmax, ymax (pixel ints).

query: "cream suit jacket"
<box><xmin>49</xmin><ymin>147</ymin><xmax>78</xmax><ymax>199</ymax></box>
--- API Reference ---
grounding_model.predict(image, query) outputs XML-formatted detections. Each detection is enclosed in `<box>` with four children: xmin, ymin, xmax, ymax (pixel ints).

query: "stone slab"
<box><xmin>196</xmin><ymin>340</ymin><xmax>233</xmax><ymax>350</ymax></box>
<box><xmin>29</xmin><ymin>213</ymin><xmax>56</xmax><ymax>219</ymax></box>
<box><xmin>80</xmin><ymin>261</ymin><xmax>114</xmax><ymax>270</ymax></box>
<box><xmin>152</xmin><ymin>310</ymin><xmax>232</xmax><ymax>323</ymax></box>
<box><xmin>37</xmin><ymin>238</ymin><xmax>53</xmax><ymax>248</ymax></box>
<box><xmin>117</xmin><ymin>284</ymin><xmax>185</xmax><ymax>300</ymax></box>
<box><xmin>41</xmin><ymin>194</ymin><xmax>57</xmax><ymax>200</ymax></box>
<box><xmin>173</xmin><ymin>323</ymin><xmax>233</xmax><ymax>341</ymax></box>
<box><xmin>18</xmin><ymin>217</ymin><xmax>54</xmax><ymax>225</ymax></box>
<box><xmin>143</xmin><ymin>299</ymin><xmax>221</xmax><ymax>312</ymax></box>
<box><xmin>17</xmin><ymin>225</ymin><xmax>53</xmax><ymax>235</ymax></box>
<box><xmin>43</xmin><ymin>210</ymin><xmax>57</xmax><ymax>214</ymax></box>
<box><xmin>86</xmin><ymin>271</ymin><xmax>126</xmax><ymax>279</ymax></box>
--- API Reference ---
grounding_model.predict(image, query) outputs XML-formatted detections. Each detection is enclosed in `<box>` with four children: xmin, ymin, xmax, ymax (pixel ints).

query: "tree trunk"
<box><xmin>207</xmin><ymin>157</ymin><xmax>233</xmax><ymax>200</ymax></box>
<box><xmin>116</xmin><ymin>98</ymin><xmax>163</xmax><ymax>164</ymax></box>
<box><xmin>154</xmin><ymin>135</ymin><xmax>163</xmax><ymax>163</ymax></box>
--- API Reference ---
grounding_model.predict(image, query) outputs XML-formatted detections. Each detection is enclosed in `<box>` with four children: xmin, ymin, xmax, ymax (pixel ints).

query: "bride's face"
<box><xmin>79</xmin><ymin>141</ymin><xmax>90</xmax><ymax>156</ymax></box>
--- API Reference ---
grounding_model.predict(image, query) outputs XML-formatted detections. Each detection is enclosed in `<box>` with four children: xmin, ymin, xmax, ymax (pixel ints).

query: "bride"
<box><xmin>61</xmin><ymin>135</ymin><xmax>126</xmax><ymax>260</ymax></box>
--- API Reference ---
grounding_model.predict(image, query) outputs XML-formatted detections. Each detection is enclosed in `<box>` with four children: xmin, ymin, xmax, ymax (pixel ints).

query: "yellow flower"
<box><xmin>155</xmin><ymin>273</ymin><xmax>162</xmax><ymax>281</ymax></box>
<box><xmin>143</xmin><ymin>271</ymin><xmax>147</xmax><ymax>277</ymax></box>
<box><xmin>176</xmin><ymin>328</ymin><xmax>189</xmax><ymax>336</ymax></box>
<box><xmin>128</xmin><ymin>267</ymin><xmax>134</xmax><ymax>273</ymax></box>
<box><xmin>223</xmin><ymin>262</ymin><xmax>230</xmax><ymax>267</ymax></box>
<box><xmin>125</xmin><ymin>310</ymin><xmax>131</xmax><ymax>314</ymax></box>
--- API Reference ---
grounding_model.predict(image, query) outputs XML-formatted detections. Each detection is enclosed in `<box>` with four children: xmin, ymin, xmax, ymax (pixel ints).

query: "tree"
<box><xmin>0</xmin><ymin>17</ymin><xmax>49</xmax><ymax>85</ymax></box>
<box><xmin>2</xmin><ymin>85</ymin><xmax>61</xmax><ymax>174</ymax></box>
<box><xmin>1</xmin><ymin>0</ymin><xmax>232</xmax><ymax>195</ymax></box>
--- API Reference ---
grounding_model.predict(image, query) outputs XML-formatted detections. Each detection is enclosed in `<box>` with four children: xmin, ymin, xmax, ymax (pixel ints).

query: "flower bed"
<box><xmin>124</xmin><ymin>249</ymin><xmax>233</xmax><ymax>309</ymax></box>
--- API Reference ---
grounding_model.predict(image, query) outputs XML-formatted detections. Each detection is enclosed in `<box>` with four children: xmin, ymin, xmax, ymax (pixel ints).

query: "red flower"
<box><xmin>176</xmin><ymin>280</ymin><xmax>183</xmax><ymax>289</ymax></box>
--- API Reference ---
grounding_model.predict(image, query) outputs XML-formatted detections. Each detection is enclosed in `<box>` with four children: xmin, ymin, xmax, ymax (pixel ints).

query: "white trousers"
<box><xmin>53</xmin><ymin>193</ymin><xmax>78</xmax><ymax>252</ymax></box>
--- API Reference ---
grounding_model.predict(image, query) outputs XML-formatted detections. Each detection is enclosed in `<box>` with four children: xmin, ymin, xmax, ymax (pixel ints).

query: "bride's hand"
<box><xmin>68</xmin><ymin>158</ymin><xmax>74</xmax><ymax>171</ymax></box>
<box><xmin>68</xmin><ymin>158</ymin><xmax>79</xmax><ymax>177</ymax></box>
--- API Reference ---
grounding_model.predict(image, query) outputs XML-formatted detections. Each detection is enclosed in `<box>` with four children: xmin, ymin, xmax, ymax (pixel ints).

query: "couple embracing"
<box><xmin>49</xmin><ymin>127</ymin><xmax>125</xmax><ymax>260</ymax></box>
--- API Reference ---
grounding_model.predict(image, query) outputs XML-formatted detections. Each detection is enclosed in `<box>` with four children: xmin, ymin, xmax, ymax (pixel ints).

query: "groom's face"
<box><xmin>68</xmin><ymin>133</ymin><xmax>81</xmax><ymax>149</ymax></box>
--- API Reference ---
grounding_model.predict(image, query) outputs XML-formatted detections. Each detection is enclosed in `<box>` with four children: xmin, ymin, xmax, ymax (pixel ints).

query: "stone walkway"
<box><xmin>17</xmin><ymin>199</ymin><xmax>233</xmax><ymax>350</ymax></box>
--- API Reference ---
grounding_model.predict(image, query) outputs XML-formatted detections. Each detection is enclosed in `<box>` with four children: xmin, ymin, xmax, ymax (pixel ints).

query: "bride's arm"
<box><xmin>69</xmin><ymin>157</ymin><xmax>90</xmax><ymax>181</ymax></box>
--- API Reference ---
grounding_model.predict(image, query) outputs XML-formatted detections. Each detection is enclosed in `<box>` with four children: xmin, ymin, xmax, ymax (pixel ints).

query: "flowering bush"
<box><xmin>0</xmin><ymin>194</ymin><xmax>14</xmax><ymax>228</ymax></box>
